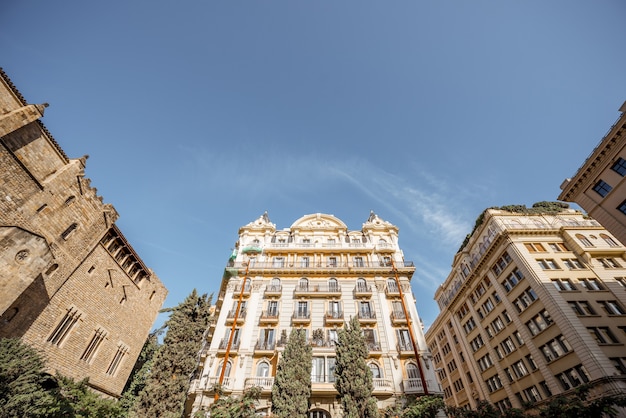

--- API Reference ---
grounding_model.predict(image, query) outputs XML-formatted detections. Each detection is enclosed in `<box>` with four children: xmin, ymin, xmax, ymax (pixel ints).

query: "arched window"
<box><xmin>406</xmin><ymin>363</ymin><xmax>420</xmax><ymax>380</ymax></box>
<box><xmin>256</xmin><ymin>361</ymin><xmax>270</xmax><ymax>377</ymax></box>
<box><xmin>576</xmin><ymin>234</ymin><xmax>593</xmax><ymax>247</ymax></box>
<box><xmin>369</xmin><ymin>362</ymin><xmax>381</xmax><ymax>379</ymax></box>
<box><xmin>309</xmin><ymin>410</ymin><xmax>330</xmax><ymax>418</ymax></box>
<box><xmin>600</xmin><ymin>233</ymin><xmax>618</xmax><ymax>247</ymax></box>
<box><xmin>256</xmin><ymin>408</ymin><xmax>270</xmax><ymax>417</ymax></box>
<box><xmin>356</xmin><ymin>278</ymin><xmax>367</xmax><ymax>292</ymax></box>
<box><xmin>216</xmin><ymin>361</ymin><xmax>232</xmax><ymax>378</ymax></box>
<box><xmin>328</xmin><ymin>278</ymin><xmax>338</xmax><ymax>292</ymax></box>
<box><xmin>299</xmin><ymin>278</ymin><xmax>309</xmax><ymax>291</ymax></box>
<box><xmin>4</xmin><ymin>307</ymin><xmax>18</xmax><ymax>322</ymax></box>
<box><xmin>387</xmin><ymin>278</ymin><xmax>398</xmax><ymax>293</ymax></box>
<box><xmin>270</xmin><ymin>278</ymin><xmax>281</xmax><ymax>292</ymax></box>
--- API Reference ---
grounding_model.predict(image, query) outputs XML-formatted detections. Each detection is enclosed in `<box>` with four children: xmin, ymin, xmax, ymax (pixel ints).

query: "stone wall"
<box><xmin>0</xmin><ymin>68</ymin><xmax>167</xmax><ymax>397</ymax></box>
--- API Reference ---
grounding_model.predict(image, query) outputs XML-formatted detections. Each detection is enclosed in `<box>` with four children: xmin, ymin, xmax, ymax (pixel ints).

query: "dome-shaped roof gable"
<box><xmin>290</xmin><ymin>213</ymin><xmax>348</xmax><ymax>231</ymax></box>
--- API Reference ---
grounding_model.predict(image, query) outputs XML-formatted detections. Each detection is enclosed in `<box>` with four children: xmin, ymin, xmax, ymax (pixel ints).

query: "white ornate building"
<box><xmin>185</xmin><ymin>212</ymin><xmax>440</xmax><ymax>417</ymax></box>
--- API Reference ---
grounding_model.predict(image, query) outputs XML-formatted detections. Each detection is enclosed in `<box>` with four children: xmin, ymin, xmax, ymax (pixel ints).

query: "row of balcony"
<box><xmin>229</xmin><ymin>309</ymin><xmax>407</xmax><ymax>325</ymax></box>
<box><xmin>266</xmin><ymin>242</ymin><xmax>394</xmax><ymax>250</ymax></box>
<box><xmin>215</xmin><ymin>338</ymin><xmax>412</xmax><ymax>356</ymax></box>
<box><xmin>191</xmin><ymin>376</ymin><xmax>436</xmax><ymax>396</ymax></box>
<box><xmin>222</xmin><ymin>283</ymin><xmax>409</xmax><ymax>301</ymax></box>
<box><xmin>228</xmin><ymin>261</ymin><xmax>415</xmax><ymax>270</ymax></box>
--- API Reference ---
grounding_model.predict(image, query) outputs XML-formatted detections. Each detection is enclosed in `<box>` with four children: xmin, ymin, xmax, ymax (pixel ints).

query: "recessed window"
<box><xmin>540</xmin><ymin>335</ymin><xmax>571</xmax><ymax>362</ymax></box>
<box><xmin>47</xmin><ymin>308</ymin><xmax>81</xmax><ymax>346</ymax></box>
<box><xmin>598</xmin><ymin>258</ymin><xmax>621</xmax><ymax>268</ymax></box>
<box><xmin>501</xmin><ymin>268</ymin><xmax>524</xmax><ymax>292</ymax></box>
<box><xmin>537</xmin><ymin>259</ymin><xmax>559</xmax><ymax>270</ymax></box>
<box><xmin>526</xmin><ymin>310</ymin><xmax>553</xmax><ymax>336</ymax></box>
<box><xmin>568</xmin><ymin>301</ymin><xmax>596</xmax><ymax>316</ymax></box>
<box><xmin>513</xmin><ymin>287</ymin><xmax>537</xmax><ymax>313</ymax></box>
<box><xmin>578</xmin><ymin>278</ymin><xmax>605</xmax><ymax>290</ymax></box>
<box><xmin>256</xmin><ymin>361</ymin><xmax>270</xmax><ymax>377</ymax></box>
<box><xmin>556</xmin><ymin>366</ymin><xmax>589</xmax><ymax>390</ymax></box>
<box><xmin>552</xmin><ymin>278</ymin><xmax>576</xmax><ymax>291</ymax></box>
<box><xmin>592</xmin><ymin>180</ymin><xmax>612</xmax><ymax>197</ymax></box>
<box><xmin>610</xmin><ymin>357</ymin><xmax>626</xmax><ymax>374</ymax></box>
<box><xmin>563</xmin><ymin>258</ymin><xmax>585</xmax><ymax>270</ymax></box>
<box><xmin>599</xmin><ymin>300</ymin><xmax>626</xmax><ymax>315</ymax></box>
<box><xmin>524</xmin><ymin>243</ymin><xmax>546</xmax><ymax>252</ymax></box>
<box><xmin>311</xmin><ymin>356</ymin><xmax>336</xmax><ymax>383</ymax></box>
<box><xmin>3</xmin><ymin>307</ymin><xmax>19</xmax><ymax>323</ymax></box>
<box><xmin>588</xmin><ymin>327</ymin><xmax>619</xmax><ymax>344</ymax></box>
<box><xmin>548</xmin><ymin>242</ymin><xmax>568</xmax><ymax>252</ymax></box>
<box><xmin>575</xmin><ymin>234</ymin><xmax>594</xmax><ymax>247</ymax></box>
<box><xmin>61</xmin><ymin>223</ymin><xmax>78</xmax><ymax>240</ymax></box>
<box><xmin>611</xmin><ymin>157</ymin><xmax>626</xmax><ymax>176</ymax></box>
<box><xmin>618</xmin><ymin>199</ymin><xmax>626</xmax><ymax>216</ymax></box>
<box><xmin>81</xmin><ymin>328</ymin><xmax>107</xmax><ymax>363</ymax></box>
<box><xmin>600</xmin><ymin>234</ymin><xmax>619</xmax><ymax>247</ymax></box>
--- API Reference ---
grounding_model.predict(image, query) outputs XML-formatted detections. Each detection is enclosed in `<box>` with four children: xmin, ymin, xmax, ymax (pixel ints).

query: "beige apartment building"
<box><xmin>185</xmin><ymin>212</ymin><xmax>441</xmax><ymax>417</ymax></box>
<box><xmin>559</xmin><ymin>101</ymin><xmax>626</xmax><ymax>246</ymax></box>
<box><xmin>0</xmin><ymin>68</ymin><xmax>167</xmax><ymax>397</ymax></box>
<box><xmin>426</xmin><ymin>206</ymin><xmax>626</xmax><ymax>414</ymax></box>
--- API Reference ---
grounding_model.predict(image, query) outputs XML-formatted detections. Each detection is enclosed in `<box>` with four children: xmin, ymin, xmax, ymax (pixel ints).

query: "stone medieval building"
<box><xmin>0</xmin><ymin>68</ymin><xmax>167</xmax><ymax>397</ymax></box>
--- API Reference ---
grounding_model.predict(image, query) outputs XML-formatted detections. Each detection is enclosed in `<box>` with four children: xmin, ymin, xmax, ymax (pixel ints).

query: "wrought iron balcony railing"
<box><xmin>227</xmin><ymin>261</ymin><xmax>414</xmax><ymax>270</ymax></box>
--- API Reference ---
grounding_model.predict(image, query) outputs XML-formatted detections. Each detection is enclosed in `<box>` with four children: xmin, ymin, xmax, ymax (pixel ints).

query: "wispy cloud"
<box><xmin>182</xmin><ymin>146</ymin><xmax>472</xmax><ymax>245</ymax></box>
<box><xmin>327</xmin><ymin>158</ymin><xmax>471</xmax><ymax>246</ymax></box>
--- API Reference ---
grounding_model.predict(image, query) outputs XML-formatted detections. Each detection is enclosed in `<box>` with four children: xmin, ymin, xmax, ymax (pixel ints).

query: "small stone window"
<box><xmin>61</xmin><ymin>223</ymin><xmax>78</xmax><ymax>240</ymax></box>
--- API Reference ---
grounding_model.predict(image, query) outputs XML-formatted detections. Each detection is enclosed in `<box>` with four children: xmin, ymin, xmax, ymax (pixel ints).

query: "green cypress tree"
<box><xmin>335</xmin><ymin>317</ymin><xmax>379</xmax><ymax>418</ymax></box>
<box><xmin>271</xmin><ymin>328</ymin><xmax>312</xmax><ymax>417</ymax></box>
<box><xmin>119</xmin><ymin>328</ymin><xmax>162</xmax><ymax>413</ymax></box>
<box><xmin>208</xmin><ymin>385</ymin><xmax>262</xmax><ymax>418</ymax></box>
<box><xmin>131</xmin><ymin>290</ymin><xmax>213</xmax><ymax>418</ymax></box>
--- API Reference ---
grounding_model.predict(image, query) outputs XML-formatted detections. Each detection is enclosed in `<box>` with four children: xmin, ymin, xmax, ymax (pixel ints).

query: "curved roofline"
<box><xmin>290</xmin><ymin>213</ymin><xmax>348</xmax><ymax>230</ymax></box>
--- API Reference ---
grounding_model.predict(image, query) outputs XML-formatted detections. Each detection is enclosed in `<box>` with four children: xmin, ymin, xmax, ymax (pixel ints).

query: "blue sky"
<box><xmin>3</xmin><ymin>1</ymin><xmax>625</xmax><ymax>330</ymax></box>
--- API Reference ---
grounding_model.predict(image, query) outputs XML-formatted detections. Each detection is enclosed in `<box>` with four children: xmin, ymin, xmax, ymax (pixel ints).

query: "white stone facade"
<box><xmin>186</xmin><ymin>212</ymin><xmax>440</xmax><ymax>417</ymax></box>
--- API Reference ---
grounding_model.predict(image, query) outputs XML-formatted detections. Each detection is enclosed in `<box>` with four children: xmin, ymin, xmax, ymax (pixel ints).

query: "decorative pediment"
<box><xmin>241</xmin><ymin>212</ymin><xmax>276</xmax><ymax>232</ymax></box>
<box><xmin>362</xmin><ymin>211</ymin><xmax>397</xmax><ymax>232</ymax></box>
<box><xmin>290</xmin><ymin>213</ymin><xmax>348</xmax><ymax>231</ymax></box>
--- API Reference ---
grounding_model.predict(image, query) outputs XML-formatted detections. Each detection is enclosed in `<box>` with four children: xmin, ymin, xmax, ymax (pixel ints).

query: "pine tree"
<box><xmin>119</xmin><ymin>328</ymin><xmax>162</xmax><ymax>413</ymax></box>
<box><xmin>0</xmin><ymin>338</ymin><xmax>60</xmax><ymax>417</ymax></box>
<box><xmin>271</xmin><ymin>328</ymin><xmax>312</xmax><ymax>418</ymax></box>
<box><xmin>208</xmin><ymin>385</ymin><xmax>262</xmax><ymax>418</ymax></box>
<box><xmin>131</xmin><ymin>290</ymin><xmax>213</xmax><ymax>418</ymax></box>
<box><xmin>334</xmin><ymin>316</ymin><xmax>379</xmax><ymax>418</ymax></box>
